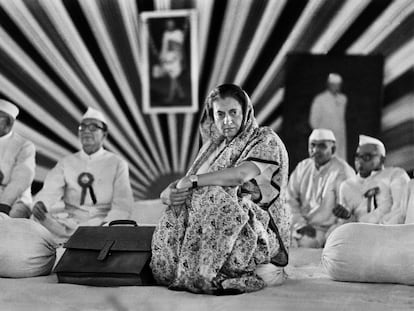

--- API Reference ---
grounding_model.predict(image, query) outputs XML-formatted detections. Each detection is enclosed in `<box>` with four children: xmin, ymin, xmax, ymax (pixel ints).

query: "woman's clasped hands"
<box><xmin>161</xmin><ymin>180</ymin><xmax>192</xmax><ymax>217</ymax></box>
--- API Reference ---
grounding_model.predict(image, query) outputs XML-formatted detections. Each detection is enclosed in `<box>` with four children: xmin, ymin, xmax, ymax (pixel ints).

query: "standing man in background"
<box><xmin>0</xmin><ymin>99</ymin><xmax>35</xmax><ymax>218</ymax></box>
<box><xmin>309</xmin><ymin>73</ymin><xmax>348</xmax><ymax>161</ymax></box>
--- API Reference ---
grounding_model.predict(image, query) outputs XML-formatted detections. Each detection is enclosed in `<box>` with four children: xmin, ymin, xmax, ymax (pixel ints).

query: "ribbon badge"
<box><xmin>364</xmin><ymin>186</ymin><xmax>380</xmax><ymax>213</ymax></box>
<box><xmin>77</xmin><ymin>172</ymin><xmax>97</xmax><ymax>205</ymax></box>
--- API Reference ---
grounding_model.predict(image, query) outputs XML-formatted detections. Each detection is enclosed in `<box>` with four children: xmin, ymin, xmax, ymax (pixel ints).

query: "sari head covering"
<box><xmin>190</xmin><ymin>84</ymin><xmax>260</xmax><ymax>175</ymax></box>
<box><xmin>199</xmin><ymin>84</ymin><xmax>257</xmax><ymax>145</ymax></box>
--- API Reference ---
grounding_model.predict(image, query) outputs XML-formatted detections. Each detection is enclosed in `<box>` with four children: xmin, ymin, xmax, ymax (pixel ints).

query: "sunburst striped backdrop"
<box><xmin>0</xmin><ymin>0</ymin><xmax>413</xmax><ymax>200</ymax></box>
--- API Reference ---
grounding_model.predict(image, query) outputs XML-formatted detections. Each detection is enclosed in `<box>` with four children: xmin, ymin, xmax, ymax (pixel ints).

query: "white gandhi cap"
<box><xmin>359</xmin><ymin>135</ymin><xmax>386</xmax><ymax>156</ymax></box>
<box><xmin>0</xmin><ymin>99</ymin><xmax>19</xmax><ymax>119</ymax></box>
<box><xmin>309</xmin><ymin>129</ymin><xmax>336</xmax><ymax>142</ymax></box>
<box><xmin>82</xmin><ymin>107</ymin><xmax>107</xmax><ymax>125</ymax></box>
<box><xmin>327</xmin><ymin>73</ymin><xmax>342</xmax><ymax>84</ymax></box>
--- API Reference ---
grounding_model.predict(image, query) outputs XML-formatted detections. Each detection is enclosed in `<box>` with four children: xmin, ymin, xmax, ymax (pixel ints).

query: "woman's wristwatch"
<box><xmin>189</xmin><ymin>175</ymin><xmax>198</xmax><ymax>188</ymax></box>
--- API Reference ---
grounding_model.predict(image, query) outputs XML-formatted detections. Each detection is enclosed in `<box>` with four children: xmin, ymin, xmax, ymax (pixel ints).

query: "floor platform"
<box><xmin>1</xmin><ymin>247</ymin><xmax>413</xmax><ymax>311</ymax></box>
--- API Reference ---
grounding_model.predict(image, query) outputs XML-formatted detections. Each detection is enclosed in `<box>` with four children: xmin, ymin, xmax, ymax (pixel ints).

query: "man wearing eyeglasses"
<box><xmin>32</xmin><ymin>107</ymin><xmax>134</xmax><ymax>241</ymax></box>
<box><xmin>0</xmin><ymin>99</ymin><xmax>35</xmax><ymax>218</ymax></box>
<box><xmin>287</xmin><ymin>129</ymin><xmax>355</xmax><ymax>248</ymax></box>
<box><xmin>333</xmin><ymin>135</ymin><xmax>410</xmax><ymax>224</ymax></box>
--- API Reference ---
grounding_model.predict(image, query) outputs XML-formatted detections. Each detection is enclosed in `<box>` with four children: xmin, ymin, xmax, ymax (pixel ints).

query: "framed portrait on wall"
<box><xmin>140</xmin><ymin>10</ymin><xmax>198</xmax><ymax>114</ymax></box>
<box><xmin>280</xmin><ymin>53</ymin><xmax>384</xmax><ymax>171</ymax></box>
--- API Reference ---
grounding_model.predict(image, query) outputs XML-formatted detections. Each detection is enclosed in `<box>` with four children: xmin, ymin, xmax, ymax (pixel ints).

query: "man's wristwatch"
<box><xmin>189</xmin><ymin>175</ymin><xmax>198</xmax><ymax>189</ymax></box>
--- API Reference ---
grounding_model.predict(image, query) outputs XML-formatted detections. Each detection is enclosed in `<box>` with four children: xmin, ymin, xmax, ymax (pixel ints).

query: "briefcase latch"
<box><xmin>97</xmin><ymin>240</ymin><xmax>115</xmax><ymax>261</ymax></box>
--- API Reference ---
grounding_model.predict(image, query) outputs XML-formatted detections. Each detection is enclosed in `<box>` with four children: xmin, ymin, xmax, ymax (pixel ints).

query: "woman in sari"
<box><xmin>151</xmin><ymin>84</ymin><xmax>290</xmax><ymax>294</ymax></box>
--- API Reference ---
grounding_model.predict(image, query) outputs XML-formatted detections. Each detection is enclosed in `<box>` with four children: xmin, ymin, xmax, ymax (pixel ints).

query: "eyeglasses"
<box><xmin>354</xmin><ymin>153</ymin><xmax>380</xmax><ymax>162</ymax></box>
<box><xmin>78</xmin><ymin>123</ymin><xmax>105</xmax><ymax>132</ymax></box>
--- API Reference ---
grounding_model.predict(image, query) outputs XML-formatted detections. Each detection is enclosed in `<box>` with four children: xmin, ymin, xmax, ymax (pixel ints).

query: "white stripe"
<box><xmin>312</xmin><ymin>0</ymin><xmax>371</xmax><ymax>53</ymax></box>
<box><xmin>251</xmin><ymin>0</ymin><xmax>327</xmax><ymax>103</ymax></box>
<box><xmin>385</xmin><ymin>145</ymin><xmax>414</xmax><ymax>171</ymax></box>
<box><xmin>207</xmin><ymin>0</ymin><xmax>253</xmax><ymax>92</ymax></box>
<box><xmin>256</xmin><ymin>88</ymin><xmax>284</xmax><ymax>124</ymax></box>
<box><xmin>347</xmin><ymin>0</ymin><xmax>414</xmax><ymax>54</ymax></box>
<box><xmin>235</xmin><ymin>0</ymin><xmax>287</xmax><ymax>85</ymax></box>
<box><xmin>381</xmin><ymin>93</ymin><xmax>414</xmax><ymax>131</ymax></box>
<box><xmin>384</xmin><ymin>39</ymin><xmax>414</xmax><ymax>84</ymax></box>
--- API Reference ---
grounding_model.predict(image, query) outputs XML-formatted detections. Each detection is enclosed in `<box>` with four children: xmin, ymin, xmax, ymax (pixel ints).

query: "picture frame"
<box><xmin>280</xmin><ymin>53</ymin><xmax>384</xmax><ymax>169</ymax></box>
<box><xmin>140</xmin><ymin>10</ymin><xmax>198</xmax><ymax>114</ymax></box>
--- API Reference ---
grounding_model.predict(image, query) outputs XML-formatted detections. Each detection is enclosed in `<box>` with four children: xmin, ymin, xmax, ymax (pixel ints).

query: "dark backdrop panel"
<box><xmin>280</xmin><ymin>53</ymin><xmax>384</xmax><ymax>172</ymax></box>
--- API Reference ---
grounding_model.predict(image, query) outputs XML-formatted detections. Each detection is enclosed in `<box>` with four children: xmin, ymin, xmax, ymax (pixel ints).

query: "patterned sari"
<box><xmin>150</xmin><ymin>92</ymin><xmax>290</xmax><ymax>294</ymax></box>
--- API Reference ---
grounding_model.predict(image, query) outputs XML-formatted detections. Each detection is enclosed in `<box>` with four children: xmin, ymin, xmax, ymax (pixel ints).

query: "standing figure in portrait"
<box><xmin>309</xmin><ymin>73</ymin><xmax>348</xmax><ymax>161</ymax></box>
<box><xmin>156</xmin><ymin>19</ymin><xmax>186</xmax><ymax>103</ymax></box>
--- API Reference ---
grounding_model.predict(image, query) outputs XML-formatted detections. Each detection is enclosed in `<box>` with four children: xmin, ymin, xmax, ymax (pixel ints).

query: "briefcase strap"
<box><xmin>97</xmin><ymin>240</ymin><xmax>115</xmax><ymax>261</ymax></box>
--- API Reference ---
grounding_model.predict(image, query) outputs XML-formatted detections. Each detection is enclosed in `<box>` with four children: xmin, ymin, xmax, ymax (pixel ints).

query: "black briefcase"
<box><xmin>54</xmin><ymin>220</ymin><xmax>156</xmax><ymax>286</ymax></box>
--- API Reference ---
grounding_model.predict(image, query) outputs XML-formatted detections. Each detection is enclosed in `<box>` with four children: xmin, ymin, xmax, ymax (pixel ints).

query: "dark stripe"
<box><xmin>136</xmin><ymin>0</ymin><xmax>155</xmax><ymax>11</ymax></box>
<box><xmin>0</xmin><ymin>5</ymin><xmax>85</xmax><ymax>113</ymax></box>
<box><xmin>225</xmin><ymin>0</ymin><xmax>269</xmax><ymax>82</ymax></box>
<box><xmin>328</xmin><ymin>0</ymin><xmax>392</xmax><ymax>54</ymax></box>
<box><xmin>381</xmin><ymin>121</ymin><xmax>414</xmax><ymax>152</ymax></box>
<box><xmin>262</xmin><ymin>104</ymin><xmax>283</xmax><ymax>127</ymax></box>
<box><xmin>65</xmin><ymin>0</ymin><xmax>154</xmax><ymax>158</ymax></box>
<box><xmin>36</xmin><ymin>153</ymin><xmax>57</xmax><ymax>169</ymax></box>
<box><xmin>243</xmin><ymin>0</ymin><xmax>308</xmax><ymax>95</ymax></box>
<box><xmin>199</xmin><ymin>0</ymin><xmax>228</xmax><ymax>101</ymax></box>
<box><xmin>383</xmin><ymin>69</ymin><xmax>414</xmax><ymax>107</ymax></box>
<box><xmin>295</xmin><ymin>1</ymin><xmax>345</xmax><ymax>52</ymax></box>
<box><xmin>256</xmin><ymin>69</ymin><xmax>285</xmax><ymax>110</ymax></box>
<box><xmin>373</xmin><ymin>12</ymin><xmax>414</xmax><ymax>58</ymax></box>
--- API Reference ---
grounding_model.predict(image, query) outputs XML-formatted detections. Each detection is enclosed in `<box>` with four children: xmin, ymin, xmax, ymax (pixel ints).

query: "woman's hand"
<box><xmin>176</xmin><ymin>176</ymin><xmax>192</xmax><ymax>190</ymax></box>
<box><xmin>160</xmin><ymin>180</ymin><xmax>192</xmax><ymax>216</ymax></box>
<box><xmin>170</xmin><ymin>187</ymin><xmax>192</xmax><ymax>205</ymax></box>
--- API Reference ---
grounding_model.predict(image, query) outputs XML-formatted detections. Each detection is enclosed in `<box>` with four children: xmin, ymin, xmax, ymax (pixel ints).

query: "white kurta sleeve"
<box><xmin>332</xmin><ymin>167</ymin><xmax>355</xmax><ymax>209</ymax></box>
<box><xmin>104</xmin><ymin>159</ymin><xmax>134</xmax><ymax>223</ymax></box>
<box><xmin>404</xmin><ymin>180</ymin><xmax>414</xmax><ymax>224</ymax></box>
<box><xmin>381</xmin><ymin>169</ymin><xmax>410</xmax><ymax>224</ymax></box>
<box><xmin>1</xmin><ymin>141</ymin><xmax>35</xmax><ymax>205</ymax></box>
<box><xmin>286</xmin><ymin>167</ymin><xmax>307</xmax><ymax>228</ymax></box>
<box><xmin>338</xmin><ymin>181</ymin><xmax>353</xmax><ymax>212</ymax></box>
<box><xmin>34</xmin><ymin>161</ymin><xmax>66</xmax><ymax>212</ymax></box>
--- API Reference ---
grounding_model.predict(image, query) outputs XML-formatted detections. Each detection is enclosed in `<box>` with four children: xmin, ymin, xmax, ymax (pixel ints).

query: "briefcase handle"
<box><xmin>108</xmin><ymin>220</ymin><xmax>138</xmax><ymax>227</ymax></box>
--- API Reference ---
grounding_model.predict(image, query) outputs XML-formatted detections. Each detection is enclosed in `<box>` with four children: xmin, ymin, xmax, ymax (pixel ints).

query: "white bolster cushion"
<box><xmin>0</xmin><ymin>217</ymin><xmax>57</xmax><ymax>278</ymax></box>
<box><xmin>321</xmin><ymin>223</ymin><xmax>414</xmax><ymax>285</ymax></box>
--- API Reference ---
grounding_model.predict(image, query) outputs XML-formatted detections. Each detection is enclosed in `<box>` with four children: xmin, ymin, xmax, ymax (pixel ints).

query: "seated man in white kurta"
<box><xmin>32</xmin><ymin>107</ymin><xmax>134</xmax><ymax>242</ymax></box>
<box><xmin>334</xmin><ymin>135</ymin><xmax>410</xmax><ymax>224</ymax></box>
<box><xmin>287</xmin><ymin>129</ymin><xmax>355</xmax><ymax>248</ymax></box>
<box><xmin>0</xmin><ymin>99</ymin><xmax>35</xmax><ymax>218</ymax></box>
